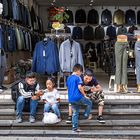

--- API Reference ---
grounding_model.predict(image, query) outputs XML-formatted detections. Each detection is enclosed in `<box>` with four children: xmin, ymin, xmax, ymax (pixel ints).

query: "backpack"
<box><xmin>11</xmin><ymin>80</ymin><xmax>22</xmax><ymax>103</ymax></box>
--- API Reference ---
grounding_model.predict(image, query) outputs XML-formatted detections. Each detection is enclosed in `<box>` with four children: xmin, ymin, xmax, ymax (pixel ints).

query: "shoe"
<box><xmin>16</xmin><ymin>116</ymin><xmax>22</xmax><ymax>123</ymax></box>
<box><xmin>97</xmin><ymin>115</ymin><xmax>105</xmax><ymax>123</ymax></box>
<box><xmin>83</xmin><ymin>114</ymin><xmax>92</xmax><ymax>120</ymax></box>
<box><xmin>72</xmin><ymin>128</ymin><xmax>82</xmax><ymax>132</ymax></box>
<box><xmin>29</xmin><ymin>116</ymin><xmax>35</xmax><ymax>123</ymax></box>
<box><xmin>66</xmin><ymin>116</ymin><xmax>72</xmax><ymax>124</ymax></box>
<box><xmin>0</xmin><ymin>86</ymin><xmax>7</xmax><ymax>90</ymax></box>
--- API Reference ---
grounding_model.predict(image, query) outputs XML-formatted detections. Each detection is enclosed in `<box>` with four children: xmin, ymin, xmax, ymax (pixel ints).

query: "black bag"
<box><xmin>11</xmin><ymin>80</ymin><xmax>22</xmax><ymax>102</ymax></box>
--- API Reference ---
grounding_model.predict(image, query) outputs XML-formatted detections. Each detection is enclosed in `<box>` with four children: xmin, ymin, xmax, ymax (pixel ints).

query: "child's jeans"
<box><xmin>71</xmin><ymin>96</ymin><xmax>92</xmax><ymax>130</ymax></box>
<box><xmin>44</xmin><ymin>102</ymin><xmax>60</xmax><ymax>118</ymax></box>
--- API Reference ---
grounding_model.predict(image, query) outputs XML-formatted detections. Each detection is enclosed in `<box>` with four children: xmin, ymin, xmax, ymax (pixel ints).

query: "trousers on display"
<box><xmin>115</xmin><ymin>42</ymin><xmax>129</xmax><ymax>84</ymax></box>
<box><xmin>135</xmin><ymin>41</ymin><xmax>140</xmax><ymax>84</ymax></box>
<box><xmin>0</xmin><ymin>49</ymin><xmax>6</xmax><ymax>87</ymax></box>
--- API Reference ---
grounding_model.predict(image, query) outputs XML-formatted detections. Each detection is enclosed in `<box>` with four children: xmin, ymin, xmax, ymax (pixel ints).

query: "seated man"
<box><xmin>66</xmin><ymin>68</ymin><xmax>105</xmax><ymax>124</ymax></box>
<box><xmin>16</xmin><ymin>72</ymin><xmax>42</xmax><ymax>123</ymax></box>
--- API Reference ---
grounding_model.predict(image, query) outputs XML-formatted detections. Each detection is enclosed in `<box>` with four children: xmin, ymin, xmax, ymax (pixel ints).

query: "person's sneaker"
<box><xmin>16</xmin><ymin>116</ymin><xmax>22</xmax><ymax>123</ymax></box>
<box><xmin>29</xmin><ymin>116</ymin><xmax>35</xmax><ymax>123</ymax></box>
<box><xmin>83</xmin><ymin>114</ymin><xmax>92</xmax><ymax>120</ymax></box>
<box><xmin>72</xmin><ymin>128</ymin><xmax>82</xmax><ymax>132</ymax></box>
<box><xmin>97</xmin><ymin>115</ymin><xmax>105</xmax><ymax>123</ymax></box>
<box><xmin>66</xmin><ymin>116</ymin><xmax>72</xmax><ymax>124</ymax></box>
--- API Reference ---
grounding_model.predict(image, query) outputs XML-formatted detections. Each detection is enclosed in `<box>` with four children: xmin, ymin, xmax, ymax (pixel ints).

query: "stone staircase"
<box><xmin>0</xmin><ymin>92</ymin><xmax>140</xmax><ymax>139</ymax></box>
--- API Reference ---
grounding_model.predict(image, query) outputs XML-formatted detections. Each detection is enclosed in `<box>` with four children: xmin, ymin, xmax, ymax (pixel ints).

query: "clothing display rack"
<box><xmin>45</xmin><ymin>32</ymin><xmax>71</xmax><ymax>89</ymax></box>
<box><xmin>0</xmin><ymin>17</ymin><xmax>43</xmax><ymax>37</ymax></box>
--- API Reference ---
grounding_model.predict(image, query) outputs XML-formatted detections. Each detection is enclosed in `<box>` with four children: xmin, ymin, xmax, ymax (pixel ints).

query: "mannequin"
<box><xmin>135</xmin><ymin>35</ymin><xmax>140</xmax><ymax>92</ymax></box>
<box><xmin>0</xmin><ymin>3</ymin><xmax>3</xmax><ymax>15</ymax></box>
<box><xmin>0</xmin><ymin>48</ymin><xmax>7</xmax><ymax>91</ymax></box>
<box><xmin>115</xmin><ymin>35</ymin><xmax>129</xmax><ymax>93</ymax></box>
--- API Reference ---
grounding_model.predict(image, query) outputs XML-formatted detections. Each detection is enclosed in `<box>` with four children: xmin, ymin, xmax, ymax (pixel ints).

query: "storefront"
<box><xmin>0</xmin><ymin>0</ymin><xmax>140</xmax><ymax>93</ymax></box>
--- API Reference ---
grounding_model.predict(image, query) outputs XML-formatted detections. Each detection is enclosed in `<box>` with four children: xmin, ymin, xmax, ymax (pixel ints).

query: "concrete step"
<box><xmin>0</xmin><ymin>129</ymin><xmax>140</xmax><ymax>139</ymax></box>
<box><xmin>2</xmin><ymin>108</ymin><xmax>140</xmax><ymax>120</ymax></box>
<box><xmin>2</xmin><ymin>99</ymin><xmax>140</xmax><ymax>110</ymax></box>
<box><xmin>1</xmin><ymin>120</ymin><xmax>140</xmax><ymax>131</ymax></box>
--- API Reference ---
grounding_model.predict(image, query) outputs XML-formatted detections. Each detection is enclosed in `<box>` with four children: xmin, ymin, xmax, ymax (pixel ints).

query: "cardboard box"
<box><xmin>4</xmin><ymin>69</ymin><xmax>15</xmax><ymax>84</ymax></box>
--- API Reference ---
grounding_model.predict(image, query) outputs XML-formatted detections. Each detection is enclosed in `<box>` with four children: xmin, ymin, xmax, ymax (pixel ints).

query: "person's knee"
<box><xmin>52</xmin><ymin>104</ymin><xmax>58</xmax><ymax>110</ymax></box>
<box><xmin>17</xmin><ymin>96</ymin><xmax>24</xmax><ymax>103</ymax></box>
<box><xmin>44</xmin><ymin>103</ymin><xmax>50</xmax><ymax>108</ymax></box>
<box><xmin>88</xmin><ymin>99</ymin><xmax>92</xmax><ymax>106</ymax></box>
<box><xmin>98</xmin><ymin>101</ymin><xmax>104</xmax><ymax>106</ymax></box>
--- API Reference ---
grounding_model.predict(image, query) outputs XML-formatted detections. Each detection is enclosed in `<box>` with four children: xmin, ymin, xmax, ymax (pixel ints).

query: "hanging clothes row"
<box><xmin>0</xmin><ymin>24</ymin><xmax>42</xmax><ymax>52</ymax></box>
<box><xmin>1</xmin><ymin>0</ymin><xmax>43</xmax><ymax>33</ymax></box>
<box><xmin>48</xmin><ymin>8</ymin><xmax>140</xmax><ymax>26</ymax></box>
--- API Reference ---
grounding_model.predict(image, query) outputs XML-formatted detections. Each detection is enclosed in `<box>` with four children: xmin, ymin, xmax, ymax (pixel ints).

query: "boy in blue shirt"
<box><xmin>66</xmin><ymin>64</ymin><xmax>92</xmax><ymax>132</ymax></box>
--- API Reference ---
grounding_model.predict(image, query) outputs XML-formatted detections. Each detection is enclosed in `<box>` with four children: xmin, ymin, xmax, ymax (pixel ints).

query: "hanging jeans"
<box><xmin>135</xmin><ymin>42</ymin><xmax>140</xmax><ymax>84</ymax></box>
<box><xmin>0</xmin><ymin>51</ymin><xmax>6</xmax><ymax>87</ymax></box>
<box><xmin>115</xmin><ymin>42</ymin><xmax>129</xmax><ymax>84</ymax></box>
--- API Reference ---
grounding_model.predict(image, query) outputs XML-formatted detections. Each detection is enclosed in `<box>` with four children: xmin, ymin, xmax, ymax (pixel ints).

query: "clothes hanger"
<box><xmin>68</xmin><ymin>36</ymin><xmax>73</xmax><ymax>45</ymax></box>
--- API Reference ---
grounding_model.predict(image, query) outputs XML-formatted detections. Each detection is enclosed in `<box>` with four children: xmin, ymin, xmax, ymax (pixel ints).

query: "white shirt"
<box><xmin>41</xmin><ymin>89</ymin><xmax>60</xmax><ymax>104</ymax></box>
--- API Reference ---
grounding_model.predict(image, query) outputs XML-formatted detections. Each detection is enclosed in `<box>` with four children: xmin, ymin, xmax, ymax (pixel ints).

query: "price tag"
<box><xmin>43</xmin><ymin>50</ymin><xmax>45</xmax><ymax>57</ymax></box>
<box><xmin>8</xmin><ymin>36</ymin><xmax>10</xmax><ymax>40</ymax></box>
<box><xmin>134</xmin><ymin>30</ymin><xmax>140</xmax><ymax>35</ymax></box>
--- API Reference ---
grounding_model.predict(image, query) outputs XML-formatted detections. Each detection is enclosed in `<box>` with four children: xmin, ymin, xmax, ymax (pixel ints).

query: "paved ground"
<box><xmin>0</xmin><ymin>137</ymin><xmax>135</xmax><ymax>140</ymax></box>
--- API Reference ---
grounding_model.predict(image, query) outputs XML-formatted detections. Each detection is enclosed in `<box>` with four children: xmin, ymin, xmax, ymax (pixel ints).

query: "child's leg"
<box><xmin>68</xmin><ymin>103</ymin><xmax>72</xmax><ymax>116</ymax></box>
<box><xmin>44</xmin><ymin>103</ymin><xmax>51</xmax><ymax>112</ymax></box>
<box><xmin>66</xmin><ymin>103</ymin><xmax>72</xmax><ymax>123</ymax></box>
<box><xmin>71</xmin><ymin>103</ymin><xmax>80</xmax><ymax>130</ymax></box>
<box><xmin>96</xmin><ymin>91</ymin><xmax>104</xmax><ymax>116</ymax></box>
<box><xmin>52</xmin><ymin>103</ymin><xmax>61</xmax><ymax>118</ymax></box>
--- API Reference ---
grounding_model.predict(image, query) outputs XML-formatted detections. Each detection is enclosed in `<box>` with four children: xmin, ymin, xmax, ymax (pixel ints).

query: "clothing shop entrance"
<box><xmin>0</xmin><ymin>0</ymin><xmax>140</xmax><ymax>139</ymax></box>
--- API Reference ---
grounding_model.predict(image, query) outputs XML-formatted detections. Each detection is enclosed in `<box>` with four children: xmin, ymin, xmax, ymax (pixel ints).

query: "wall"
<box><xmin>38</xmin><ymin>5</ymin><xmax>140</xmax><ymax>31</ymax></box>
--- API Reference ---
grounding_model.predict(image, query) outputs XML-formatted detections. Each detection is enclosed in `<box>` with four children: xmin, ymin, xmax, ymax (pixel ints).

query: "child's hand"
<box><xmin>36</xmin><ymin>90</ymin><xmax>44</xmax><ymax>96</ymax></box>
<box><xmin>50</xmin><ymin>103</ymin><xmax>54</xmax><ymax>106</ymax></box>
<box><xmin>43</xmin><ymin>100</ymin><xmax>48</xmax><ymax>103</ymax></box>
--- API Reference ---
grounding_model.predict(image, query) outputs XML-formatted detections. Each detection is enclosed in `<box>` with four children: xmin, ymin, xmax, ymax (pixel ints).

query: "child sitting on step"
<box><xmin>41</xmin><ymin>77</ymin><xmax>61</xmax><ymax>122</ymax></box>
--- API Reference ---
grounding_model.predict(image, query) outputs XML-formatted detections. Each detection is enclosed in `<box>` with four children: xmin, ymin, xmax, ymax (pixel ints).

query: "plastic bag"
<box><xmin>42</xmin><ymin>112</ymin><xmax>59</xmax><ymax>124</ymax></box>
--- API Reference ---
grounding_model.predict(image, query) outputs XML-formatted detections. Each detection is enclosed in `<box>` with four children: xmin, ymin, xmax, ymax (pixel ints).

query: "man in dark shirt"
<box><xmin>66</xmin><ymin>68</ymin><xmax>105</xmax><ymax>123</ymax></box>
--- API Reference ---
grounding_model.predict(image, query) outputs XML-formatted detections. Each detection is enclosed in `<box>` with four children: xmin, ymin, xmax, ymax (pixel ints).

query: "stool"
<box><xmin>108</xmin><ymin>75</ymin><xmax>117</xmax><ymax>92</ymax></box>
<box><xmin>89</xmin><ymin>62</ymin><xmax>97</xmax><ymax>72</ymax></box>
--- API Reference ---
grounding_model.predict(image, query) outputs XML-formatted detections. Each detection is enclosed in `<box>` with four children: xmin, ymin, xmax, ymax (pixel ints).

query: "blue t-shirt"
<box><xmin>66</xmin><ymin>74</ymin><xmax>83</xmax><ymax>103</ymax></box>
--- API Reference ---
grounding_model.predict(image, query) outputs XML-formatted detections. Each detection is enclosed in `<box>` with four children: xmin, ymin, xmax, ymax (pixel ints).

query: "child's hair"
<box><xmin>73</xmin><ymin>64</ymin><xmax>83</xmax><ymax>72</ymax></box>
<box><xmin>46</xmin><ymin>77</ymin><xmax>56</xmax><ymax>87</ymax></box>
